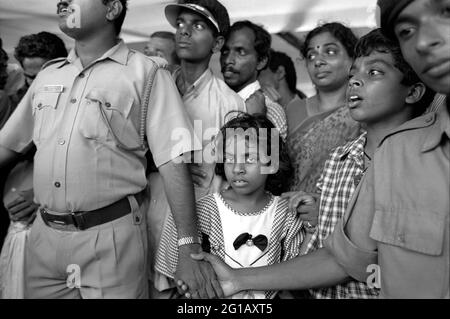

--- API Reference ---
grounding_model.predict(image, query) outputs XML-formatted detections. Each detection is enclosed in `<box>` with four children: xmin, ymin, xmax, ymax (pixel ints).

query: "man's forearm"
<box><xmin>158</xmin><ymin>158</ymin><xmax>198</xmax><ymax>238</ymax></box>
<box><xmin>236</xmin><ymin>247</ymin><xmax>350</xmax><ymax>292</ymax></box>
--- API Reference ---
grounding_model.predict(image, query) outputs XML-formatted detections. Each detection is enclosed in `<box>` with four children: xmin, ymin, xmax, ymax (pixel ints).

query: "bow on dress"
<box><xmin>233</xmin><ymin>233</ymin><xmax>268</xmax><ymax>251</ymax></box>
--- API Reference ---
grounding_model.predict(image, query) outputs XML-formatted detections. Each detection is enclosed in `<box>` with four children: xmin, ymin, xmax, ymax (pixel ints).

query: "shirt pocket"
<box><xmin>370</xmin><ymin>209</ymin><xmax>446</xmax><ymax>256</ymax></box>
<box><xmin>78</xmin><ymin>88</ymin><xmax>135</xmax><ymax>143</ymax></box>
<box><xmin>32</xmin><ymin>91</ymin><xmax>61</xmax><ymax>144</ymax></box>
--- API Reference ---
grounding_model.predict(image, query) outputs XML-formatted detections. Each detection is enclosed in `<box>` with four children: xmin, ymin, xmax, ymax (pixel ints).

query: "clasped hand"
<box><xmin>6</xmin><ymin>188</ymin><xmax>38</xmax><ymax>225</ymax></box>
<box><xmin>176</xmin><ymin>191</ymin><xmax>319</xmax><ymax>298</ymax></box>
<box><xmin>175</xmin><ymin>244</ymin><xmax>224</xmax><ymax>299</ymax></box>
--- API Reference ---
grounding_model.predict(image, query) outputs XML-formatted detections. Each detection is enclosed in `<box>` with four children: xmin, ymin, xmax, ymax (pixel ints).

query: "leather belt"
<box><xmin>40</xmin><ymin>189</ymin><xmax>146</xmax><ymax>231</ymax></box>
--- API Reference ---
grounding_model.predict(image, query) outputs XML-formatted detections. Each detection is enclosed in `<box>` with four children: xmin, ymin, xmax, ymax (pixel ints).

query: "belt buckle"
<box><xmin>41</xmin><ymin>208</ymin><xmax>70</xmax><ymax>227</ymax></box>
<box><xmin>40</xmin><ymin>208</ymin><xmax>50</xmax><ymax>225</ymax></box>
<box><xmin>71</xmin><ymin>212</ymin><xmax>87</xmax><ymax>231</ymax></box>
<box><xmin>70</xmin><ymin>212</ymin><xmax>79</xmax><ymax>228</ymax></box>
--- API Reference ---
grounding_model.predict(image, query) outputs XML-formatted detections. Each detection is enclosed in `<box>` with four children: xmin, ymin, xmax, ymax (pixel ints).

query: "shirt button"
<box><xmin>37</xmin><ymin>103</ymin><xmax>43</xmax><ymax>109</ymax></box>
<box><xmin>54</xmin><ymin>182</ymin><xmax>61</xmax><ymax>188</ymax></box>
<box><xmin>214</xmin><ymin>245</ymin><xmax>220</xmax><ymax>251</ymax></box>
<box><xmin>70</xmin><ymin>98</ymin><xmax>77</xmax><ymax>104</ymax></box>
<box><xmin>58</xmin><ymin>139</ymin><xmax>65</xmax><ymax>145</ymax></box>
<box><xmin>79</xmin><ymin>73</ymin><xmax>85</xmax><ymax>78</ymax></box>
<box><xmin>105</xmin><ymin>102</ymin><xmax>111</xmax><ymax>108</ymax></box>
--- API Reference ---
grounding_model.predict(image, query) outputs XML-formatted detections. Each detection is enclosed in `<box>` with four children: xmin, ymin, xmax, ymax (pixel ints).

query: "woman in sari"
<box><xmin>287</xmin><ymin>23</ymin><xmax>361</xmax><ymax>193</ymax></box>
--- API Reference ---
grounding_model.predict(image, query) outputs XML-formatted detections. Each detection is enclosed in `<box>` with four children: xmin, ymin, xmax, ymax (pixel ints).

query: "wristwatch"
<box><xmin>178</xmin><ymin>236</ymin><xmax>202</xmax><ymax>247</ymax></box>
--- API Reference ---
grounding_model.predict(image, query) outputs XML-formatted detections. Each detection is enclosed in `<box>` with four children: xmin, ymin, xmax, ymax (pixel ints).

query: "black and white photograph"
<box><xmin>0</xmin><ymin>0</ymin><xmax>448</xmax><ymax>303</ymax></box>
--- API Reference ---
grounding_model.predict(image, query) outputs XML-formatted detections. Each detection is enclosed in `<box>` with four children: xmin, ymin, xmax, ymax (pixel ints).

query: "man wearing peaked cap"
<box><xmin>148</xmin><ymin>0</ymin><xmax>246</xmax><ymax>299</ymax></box>
<box><xmin>180</xmin><ymin>0</ymin><xmax>450</xmax><ymax>299</ymax></box>
<box><xmin>165</xmin><ymin>0</ymin><xmax>230</xmax><ymax>36</ymax></box>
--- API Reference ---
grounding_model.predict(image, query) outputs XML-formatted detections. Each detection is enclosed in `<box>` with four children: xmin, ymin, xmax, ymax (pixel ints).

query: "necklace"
<box><xmin>218</xmin><ymin>192</ymin><xmax>275</xmax><ymax>216</ymax></box>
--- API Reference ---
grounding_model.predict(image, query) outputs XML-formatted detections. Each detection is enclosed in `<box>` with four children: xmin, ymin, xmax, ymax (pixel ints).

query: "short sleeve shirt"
<box><xmin>173</xmin><ymin>68</ymin><xmax>245</xmax><ymax>198</ymax></box>
<box><xmin>0</xmin><ymin>40</ymin><xmax>199</xmax><ymax>212</ymax></box>
<box><xmin>325</xmin><ymin>103</ymin><xmax>450</xmax><ymax>298</ymax></box>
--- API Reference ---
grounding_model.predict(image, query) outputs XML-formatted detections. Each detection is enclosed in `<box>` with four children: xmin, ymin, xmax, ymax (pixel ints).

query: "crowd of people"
<box><xmin>0</xmin><ymin>0</ymin><xmax>448</xmax><ymax>299</ymax></box>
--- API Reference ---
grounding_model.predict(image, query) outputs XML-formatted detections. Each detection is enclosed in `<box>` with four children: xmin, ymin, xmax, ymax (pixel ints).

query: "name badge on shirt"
<box><xmin>36</xmin><ymin>85</ymin><xmax>64</xmax><ymax>110</ymax></box>
<box><xmin>42</xmin><ymin>85</ymin><xmax>64</xmax><ymax>93</ymax></box>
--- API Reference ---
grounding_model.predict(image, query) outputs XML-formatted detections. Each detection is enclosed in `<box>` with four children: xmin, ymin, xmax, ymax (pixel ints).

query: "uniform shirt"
<box><xmin>238</xmin><ymin>81</ymin><xmax>288</xmax><ymax>141</ymax></box>
<box><xmin>306</xmin><ymin>132</ymin><xmax>379</xmax><ymax>299</ymax></box>
<box><xmin>0</xmin><ymin>40</ymin><xmax>199</xmax><ymax>213</ymax></box>
<box><xmin>325</xmin><ymin>101</ymin><xmax>450</xmax><ymax>298</ymax></box>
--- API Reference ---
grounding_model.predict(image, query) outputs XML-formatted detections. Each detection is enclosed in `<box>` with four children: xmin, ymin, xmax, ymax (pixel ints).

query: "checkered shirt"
<box><xmin>305</xmin><ymin>132</ymin><xmax>379</xmax><ymax>299</ymax></box>
<box><xmin>155</xmin><ymin>194</ymin><xmax>305</xmax><ymax>299</ymax></box>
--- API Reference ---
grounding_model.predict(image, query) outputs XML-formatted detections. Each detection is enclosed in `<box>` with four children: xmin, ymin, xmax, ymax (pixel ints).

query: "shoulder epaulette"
<box><xmin>41</xmin><ymin>57</ymin><xmax>67</xmax><ymax>70</ymax></box>
<box><xmin>131</xmin><ymin>49</ymin><xmax>169</xmax><ymax>70</ymax></box>
<box><xmin>146</xmin><ymin>56</ymin><xmax>169</xmax><ymax>70</ymax></box>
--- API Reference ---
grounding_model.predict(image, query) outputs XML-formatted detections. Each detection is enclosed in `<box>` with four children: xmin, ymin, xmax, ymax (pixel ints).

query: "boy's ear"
<box><xmin>405</xmin><ymin>82</ymin><xmax>426</xmax><ymax>104</ymax></box>
<box><xmin>105</xmin><ymin>0</ymin><xmax>123</xmax><ymax>22</ymax></box>
<box><xmin>212</xmin><ymin>36</ymin><xmax>225</xmax><ymax>54</ymax></box>
<box><xmin>275</xmin><ymin>66</ymin><xmax>286</xmax><ymax>81</ymax></box>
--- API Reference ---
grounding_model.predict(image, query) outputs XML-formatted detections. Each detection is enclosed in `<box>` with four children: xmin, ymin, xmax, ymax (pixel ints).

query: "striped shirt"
<box><xmin>305</xmin><ymin>132</ymin><xmax>379</xmax><ymax>299</ymax></box>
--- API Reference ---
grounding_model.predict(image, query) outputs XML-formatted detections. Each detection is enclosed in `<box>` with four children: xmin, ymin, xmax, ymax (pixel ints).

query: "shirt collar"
<box><xmin>238</xmin><ymin>81</ymin><xmax>261</xmax><ymax>101</ymax></box>
<box><xmin>174</xmin><ymin>67</ymin><xmax>213</xmax><ymax>97</ymax></box>
<box><xmin>336</xmin><ymin>132</ymin><xmax>367</xmax><ymax>161</ymax></box>
<box><xmin>59</xmin><ymin>39</ymin><xmax>129</xmax><ymax>68</ymax></box>
<box><xmin>422</xmin><ymin>96</ymin><xmax>450</xmax><ymax>153</ymax></box>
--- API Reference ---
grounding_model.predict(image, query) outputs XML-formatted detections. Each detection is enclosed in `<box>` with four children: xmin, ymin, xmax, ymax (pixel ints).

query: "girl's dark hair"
<box><xmin>301</xmin><ymin>22</ymin><xmax>358</xmax><ymax>59</ymax></box>
<box><xmin>215</xmin><ymin>112</ymin><xmax>292</xmax><ymax>196</ymax></box>
<box><xmin>354</xmin><ymin>28</ymin><xmax>435</xmax><ymax>117</ymax></box>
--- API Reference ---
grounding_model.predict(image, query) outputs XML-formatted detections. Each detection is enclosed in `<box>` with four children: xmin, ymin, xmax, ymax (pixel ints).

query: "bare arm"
<box><xmin>187</xmin><ymin>174</ymin><xmax>378</xmax><ymax>296</ymax></box>
<box><xmin>236</xmin><ymin>248</ymin><xmax>349</xmax><ymax>292</ymax></box>
<box><xmin>158</xmin><ymin>158</ymin><xmax>197</xmax><ymax>240</ymax></box>
<box><xmin>189</xmin><ymin>247</ymin><xmax>350</xmax><ymax>296</ymax></box>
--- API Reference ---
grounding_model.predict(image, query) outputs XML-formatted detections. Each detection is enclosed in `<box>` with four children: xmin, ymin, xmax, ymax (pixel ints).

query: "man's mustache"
<box><xmin>222</xmin><ymin>66</ymin><xmax>238</xmax><ymax>74</ymax></box>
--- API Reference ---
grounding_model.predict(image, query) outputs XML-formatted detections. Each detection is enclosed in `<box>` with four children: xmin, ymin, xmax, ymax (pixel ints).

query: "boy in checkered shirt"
<box><xmin>297</xmin><ymin>28</ymin><xmax>435</xmax><ymax>298</ymax></box>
